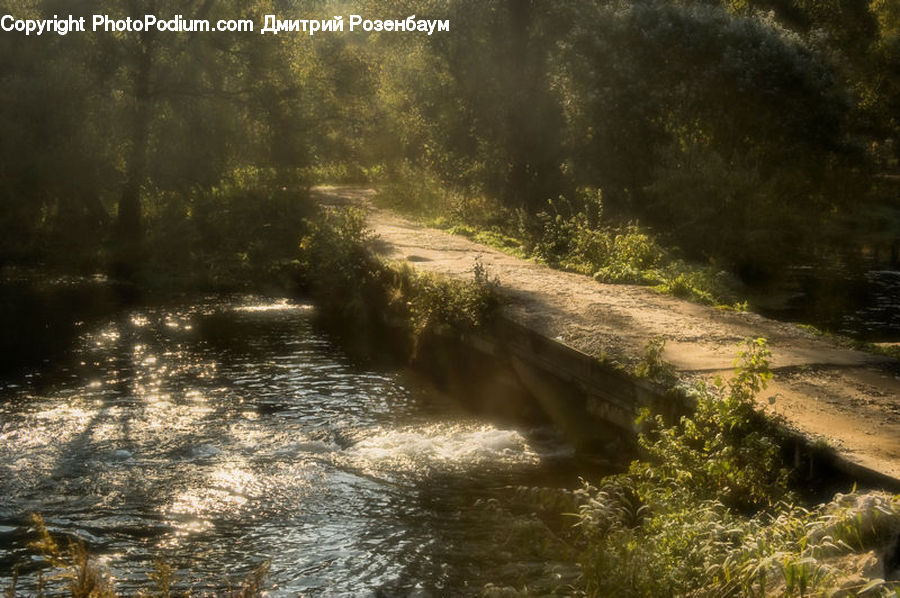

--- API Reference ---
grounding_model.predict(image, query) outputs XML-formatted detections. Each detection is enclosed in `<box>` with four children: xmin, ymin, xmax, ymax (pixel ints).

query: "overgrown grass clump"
<box><xmin>484</xmin><ymin>339</ymin><xmax>900</xmax><ymax>597</ymax></box>
<box><xmin>569</xmin><ymin>480</ymin><xmax>900</xmax><ymax>597</ymax></box>
<box><xmin>295</xmin><ymin>206</ymin><xmax>500</xmax><ymax>357</ymax></box>
<box><xmin>375</xmin><ymin>178</ymin><xmax>742</xmax><ymax>307</ymax></box>
<box><xmin>6</xmin><ymin>514</ymin><xmax>268</xmax><ymax>597</ymax></box>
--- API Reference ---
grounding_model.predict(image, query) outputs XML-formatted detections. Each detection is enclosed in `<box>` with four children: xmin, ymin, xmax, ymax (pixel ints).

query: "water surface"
<box><xmin>0</xmin><ymin>295</ymin><xmax>580</xmax><ymax>595</ymax></box>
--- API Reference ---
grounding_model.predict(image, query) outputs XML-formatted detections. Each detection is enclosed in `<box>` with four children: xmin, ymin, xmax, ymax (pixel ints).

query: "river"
<box><xmin>0</xmin><ymin>295</ymin><xmax>586</xmax><ymax>596</ymax></box>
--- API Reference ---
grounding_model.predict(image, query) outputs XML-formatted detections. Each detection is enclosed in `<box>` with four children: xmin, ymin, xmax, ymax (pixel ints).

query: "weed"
<box><xmin>565</xmin><ymin>340</ymin><xmax>900</xmax><ymax>596</ymax></box>
<box><xmin>296</xmin><ymin>207</ymin><xmax>501</xmax><ymax>358</ymax></box>
<box><xmin>861</xmin><ymin>342</ymin><xmax>900</xmax><ymax>361</ymax></box>
<box><xmin>10</xmin><ymin>514</ymin><xmax>271</xmax><ymax>597</ymax></box>
<box><xmin>377</xmin><ymin>179</ymin><xmax>742</xmax><ymax>307</ymax></box>
<box><xmin>634</xmin><ymin>336</ymin><xmax>676</xmax><ymax>384</ymax></box>
<box><xmin>27</xmin><ymin>514</ymin><xmax>116</xmax><ymax>598</ymax></box>
<box><xmin>142</xmin><ymin>170</ymin><xmax>314</xmax><ymax>290</ymax></box>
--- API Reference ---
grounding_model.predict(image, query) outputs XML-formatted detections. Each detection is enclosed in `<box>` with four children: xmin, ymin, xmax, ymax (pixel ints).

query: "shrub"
<box><xmin>374</xmin><ymin>178</ymin><xmax>740</xmax><ymax>307</ymax></box>
<box><xmin>144</xmin><ymin>170</ymin><xmax>314</xmax><ymax>289</ymax></box>
<box><xmin>296</xmin><ymin>207</ymin><xmax>500</xmax><ymax>357</ymax></box>
<box><xmin>568</xmin><ymin>339</ymin><xmax>900</xmax><ymax>597</ymax></box>
<box><xmin>636</xmin><ymin>338</ymin><xmax>787</xmax><ymax>511</ymax></box>
<box><xmin>530</xmin><ymin>196</ymin><xmax>734</xmax><ymax>304</ymax></box>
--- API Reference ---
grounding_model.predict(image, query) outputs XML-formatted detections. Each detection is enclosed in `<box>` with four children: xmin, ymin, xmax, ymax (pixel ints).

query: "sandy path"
<box><xmin>313</xmin><ymin>186</ymin><xmax>900</xmax><ymax>483</ymax></box>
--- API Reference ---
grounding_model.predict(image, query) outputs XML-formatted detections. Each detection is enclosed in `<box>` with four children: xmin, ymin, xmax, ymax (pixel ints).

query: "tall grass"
<box><xmin>375</xmin><ymin>178</ymin><xmax>743</xmax><ymax>308</ymax></box>
<box><xmin>296</xmin><ymin>206</ymin><xmax>501</xmax><ymax>357</ymax></box>
<box><xmin>493</xmin><ymin>339</ymin><xmax>900</xmax><ymax>597</ymax></box>
<box><xmin>6</xmin><ymin>515</ymin><xmax>269</xmax><ymax>598</ymax></box>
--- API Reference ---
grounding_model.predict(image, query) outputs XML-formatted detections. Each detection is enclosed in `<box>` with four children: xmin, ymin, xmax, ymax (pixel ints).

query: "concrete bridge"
<box><xmin>314</xmin><ymin>186</ymin><xmax>900</xmax><ymax>489</ymax></box>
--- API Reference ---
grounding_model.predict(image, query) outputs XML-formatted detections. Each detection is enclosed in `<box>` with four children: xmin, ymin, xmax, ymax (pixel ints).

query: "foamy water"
<box><xmin>339</xmin><ymin>423</ymin><xmax>541</xmax><ymax>481</ymax></box>
<box><xmin>0</xmin><ymin>295</ymin><xmax>580</xmax><ymax>596</ymax></box>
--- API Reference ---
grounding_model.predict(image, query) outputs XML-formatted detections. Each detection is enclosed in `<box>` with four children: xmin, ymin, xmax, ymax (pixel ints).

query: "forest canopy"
<box><xmin>0</xmin><ymin>0</ymin><xmax>897</xmax><ymax>287</ymax></box>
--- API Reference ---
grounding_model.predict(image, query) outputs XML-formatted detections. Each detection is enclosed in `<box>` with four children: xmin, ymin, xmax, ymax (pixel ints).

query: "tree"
<box><xmin>558</xmin><ymin>1</ymin><xmax>856</xmax><ymax>277</ymax></box>
<box><xmin>0</xmin><ymin>0</ymin><xmax>314</xmax><ymax>276</ymax></box>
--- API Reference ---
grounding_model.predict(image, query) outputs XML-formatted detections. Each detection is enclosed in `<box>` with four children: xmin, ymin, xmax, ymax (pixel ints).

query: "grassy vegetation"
<box><xmin>441</xmin><ymin>224</ymin><xmax>528</xmax><ymax>259</ymax></box>
<box><xmin>294</xmin><ymin>211</ymin><xmax>900</xmax><ymax>596</ymax></box>
<box><xmin>865</xmin><ymin>343</ymin><xmax>900</xmax><ymax>361</ymax></box>
<box><xmin>5</xmin><ymin>515</ymin><xmax>268</xmax><ymax>598</ymax></box>
<box><xmin>375</xmin><ymin>178</ymin><xmax>745</xmax><ymax>309</ymax></box>
<box><xmin>794</xmin><ymin>323</ymin><xmax>900</xmax><ymax>362</ymax></box>
<box><xmin>300</xmin><ymin>163</ymin><xmax>383</xmax><ymax>186</ymax></box>
<box><xmin>483</xmin><ymin>339</ymin><xmax>900</xmax><ymax>597</ymax></box>
<box><xmin>141</xmin><ymin>170</ymin><xmax>315</xmax><ymax>292</ymax></box>
<box><xmin>295</xmin><ymin>206</ymin><xmax>501</xmax><ymax>358</ymax></box>
<box><xmin>567</xmin><ymin>482</ymin><xmax>900</xmax><ymax>596</ymax></box>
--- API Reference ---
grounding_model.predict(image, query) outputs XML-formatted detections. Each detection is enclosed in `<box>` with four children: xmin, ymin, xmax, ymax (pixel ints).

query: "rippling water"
<box><xmin>0</xmin><ymin>296</ymin><xmax>581</xmax><ymax>596</ymax></box>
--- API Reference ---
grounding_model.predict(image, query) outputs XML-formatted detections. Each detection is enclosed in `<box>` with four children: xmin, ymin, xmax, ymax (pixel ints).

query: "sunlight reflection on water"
<box><xmin>0</xmin><ymin>295</ymin><xmax>578</xmax><ymax>596</ymax></box>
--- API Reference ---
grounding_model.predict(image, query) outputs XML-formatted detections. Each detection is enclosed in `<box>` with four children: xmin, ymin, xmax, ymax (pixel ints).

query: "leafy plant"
<box><xmin>637</xmin><ymin>338</ymin><xmax>786</xmax><ymax>510</ymax></box>
<box><xmin>296</xmin><ymin>207</ymin><xmax>501</xmax><ymax>358</ymax></box>
<box><xmin>634</xmin><ymin>336</ymin><xmax>677</xmax><ymax>383</ymax></box>
<box><xmin>12</xmin><ymin>514</ymin><xmax>271</xmax><ymax>597</ymax></box>
<box><xmin>565</xmin><ymin>339</ymin><xmax>900</xmax><ymax>597</ymax></box>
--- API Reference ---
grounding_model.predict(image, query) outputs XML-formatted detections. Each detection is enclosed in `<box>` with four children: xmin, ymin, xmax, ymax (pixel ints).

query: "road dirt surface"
<box><xmin>313</xmin><ymin>186</ymin><xmax>900</xmax><ymax>485</ymax></box>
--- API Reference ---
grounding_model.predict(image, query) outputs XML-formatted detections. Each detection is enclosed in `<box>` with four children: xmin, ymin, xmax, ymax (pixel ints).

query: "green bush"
<box><xmin>144</xmin><ymin>170</ymin><xmax>314</xmax><ymax>289</ymax></box>
<box><xmin>296</xmin><ymin>206</ymin><xmax>500</xmax><ymax>357</ymax></box>
<box><xmin>571</xmin><ymin>480</ymin><xmax>900</xmax><ymax>597</ymax></box>
<box><xmin>297</xmin><ymin>206</ymin><xmax>378</xmax><ymax>324</ymax></box>
<box><xmin>392</xmin><ymin>257</ymin><xmax>500</xmax><ymax>344</ymax></box>
<box><xmin>526</xmin><ymin>194</ymin><xmax>736</xmax><ymax>304</ymax></box>
<box><xmin>636</xmin><ymin>338</ymin><xmax>787</xmax><ymax>511</ymax></box>
<box><xmin>374</xmin><ymin>177</ymin><xmax>740</xmax><ymax>307</ymax></box>
<box><xmin>566</xmin><ymin>339</ymin><xmax>900</xmax><ymax>597</ymax></box>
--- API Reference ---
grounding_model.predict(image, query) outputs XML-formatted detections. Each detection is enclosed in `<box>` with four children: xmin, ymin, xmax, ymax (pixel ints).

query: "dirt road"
<box><xmin>314</xmin><ymin>186</ymin><xmax>900</xmax><ymax>484</ymax></box>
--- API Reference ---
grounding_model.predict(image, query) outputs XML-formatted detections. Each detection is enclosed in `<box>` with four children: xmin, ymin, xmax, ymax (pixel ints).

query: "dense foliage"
<box><xmin>296</xmin><ymin>206</ymin><xmax>500</xmax><ymax>356</ymax></box>
<box><xmin>0</xmin><ymin>0</ymin><xmax>347</xmax><ymax>281</ymax></box>
<box><xmin>366</xmin><ymin>0</ymin><xmax>899</xmax><ymax>284</ymax></box>
<box><xmin>1</xmin><ymin>0</ymin><xmax>897</xmax><ymax>288</ymax></box>
<box><xmin>482</xmin><ymin>340</ymin><xmax>900</xmax><ymax>597</ymax></box>
<box><xmin>567</xmin><ymin>341</ymin><xmax>900</xmax><ymax>596</ymax></box>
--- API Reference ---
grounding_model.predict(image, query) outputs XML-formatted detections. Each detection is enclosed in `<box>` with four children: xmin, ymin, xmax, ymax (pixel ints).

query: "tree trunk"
<box><xmin>112</xmin><ymin>38</ymin><xmax>153</xmax><ymax>281</ymax></box>
<box><xmin>505</xmin><ymin>0</ymin><xmax>532</xmax><ymax>210</ymax></box>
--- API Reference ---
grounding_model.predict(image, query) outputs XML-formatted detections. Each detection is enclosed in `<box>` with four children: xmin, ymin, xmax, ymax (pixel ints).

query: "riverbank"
<box><xmin>313</xmin><ymin>186</ymin><xmax>900</xmax><ymax>487</ymax></box>
<box><xmin>3</xmin><ymin>200</ymin><xmax>898</xmax><ymax>595</ymax></box>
